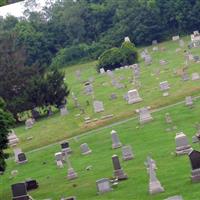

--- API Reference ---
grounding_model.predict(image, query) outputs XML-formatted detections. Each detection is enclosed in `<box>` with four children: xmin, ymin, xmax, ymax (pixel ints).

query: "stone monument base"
<box><xmin>114</xmin><ymin>169</ymin><xmax>128</xmax><ymax>181</ymax></box>
<box><xmin>67</xmin><ymin>168</ymin><xmax>78</xmax><ymax>180</ymax></box>
<box><xmin>149</xmin><ymin>180</ymin><xmax>164</xmax><ymax>194</ymax></box>
<box><xmin>191</xmin><ymin>169</ymin><xmax>200</xmax><ymax>182</ymax></box>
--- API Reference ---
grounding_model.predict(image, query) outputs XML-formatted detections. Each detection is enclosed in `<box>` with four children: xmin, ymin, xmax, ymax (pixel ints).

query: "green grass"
<box><xmin>1</xmin><ymin>36</ymin><xmax>200</xmax><ymax>199</ymax></box>
<box><xmin>1</xmin><ymin>95</ymin><xmax>200</xmax><ymax>199</ymax></box>
<box><xmin>11</xmin><ymin>36</ymin><xmax>200</xmax><ymax>152</ymax></box>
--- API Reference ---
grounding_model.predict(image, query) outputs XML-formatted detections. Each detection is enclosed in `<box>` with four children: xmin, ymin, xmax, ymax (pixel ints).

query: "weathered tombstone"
<box><xmin>145</xmin><ymin>156</ymin><xmax>157</xmax><ymax>171</ymax></box>
<box><xmin>100</xmin><ymin>68</ymin><xmax>105</xmax><ymax>74</ymax></box>
<box><xmin>185</xmin><ymin>96</ymin><xmax>193</xmax><ymax>107</ymax></box>
<box><xmin>193</xmin><ymin>55</ymin><xmax>200</xmax><ymax>62</ymax></box>
<box><xmin>165</xmin><ymin>113</ymin><xmax>172</xmax><ymax>124</ymax></box>
<box><xmin>71</xmin><ymin>92</ymin><xmax>80</xmax><ymax>108</ymax></box>
<box><xmin>11</xmin><ymin>183</ymin><xmax>31</xmax><ymax>200</ymax></box>
<box><xmin>182</xmin><ymin>71</ymin><xmax>189</xmax><ymax>81</ymax></box>
<box><xmin>160</xmin><ymin>81</ymin><xmax>170</xmax><ymax>96</ymax></box>
<box><xmin>191</xmin><ymin>72</ymin><xmax>200</xmax><ymax>81</ymax></box>
<box><xmin>131</xmin><ymin>63</ymin><xmax>140</xmax><ymax>78</ymax></box>
<box><xmin>25</xmin><ymin>179</ymin><xmax>39</xmax><ymax>191</ymax></box>
<box><xmin>84</xmin><ymin>82</ymin><xmax>93</xmax><ymax>95</ymax></box>
<box><xmin>144</xmin><ymin>55</ymin><xmax>152</xmax><ymax>65</ymax></box>
<box><xmin>189</xmin><ymin>150</ymin><xmax>200</xmax><ymax>182</ymax></box>
<box><xmin>60</xmin><ymin>141</ymin><xmax>72</xmax><ymax>154</ymax></box>
<box><xmin>80</xmin><ymin>143</ymin><xmax>92</xmax><ymax>155</ymax></box>
<box><xmin>18</xmin><ymin>153</ymin><xmax>28</xmax><ymax>164</ymax></box>
<box><xmin>148</xmin><ymin>160</ymin><xmax>164</xmax><ymax>194</ymax></box>
<box><xmin>93</xmin><ymin>100</ymin><xmax>104</xmax><ymax>113</ymax></box>
<box><xmin>110</xmin><ymin>93</ymin><xmax>117</xmax><ymax>100</ymax></box>
<box><xmin>175</xmin><ymin>132</ymin><xmax>192</xmax><ymax>155</ymax></box>
<box><xmin>127</xmin><ymin>89</ymin><xmax>142</xmax><ymax>104</ymax></box>
<box><xmin>152</xmin><ymin>40</ymin><xmax>157</xmax><ymax>45</ymax></box>
<box><xmin>122</xmin><ymin>145</ymin><xmax>134</xmax><ymax>161</ymax></box>
<box><xmin>55</xmin><ymin>152</ymin><xmax>63</xmax><ymax>168</ymax></box>
<box><xmin>60</xmin><ymin>107</ymin><xmax>68</xmax><ymax>116</ymax></box>
<box><xmin>96</xmin><ymin>178</ymin><xmax>112</xmax><ymax>194</ymax></box>
<box><xmin>111</xmin><ymin>130</ymin><xmax>122</xmax><ymax>149</ymax></box>
<box><xmin>138</xmin><ymin>107</ymin><xmax>153</xmax><ymax>124</ymax></box>
<box><xmin>8</xmin><ymin>130</ymin><xmax>19</xmax><ymax>147</ymax></box>
<box><xmin>179</xmin><ymin>39</ymin><xmax>185</xmax><ymax>47</ymax></box>
<box><xmin>112</xmin><ymin>154</ymin><xmax>128</xmax><ymax>180</ymax></box>
<box><xmin>25</xmin><ymin>118</ymin><xmax>34</xmax><ymax>129</ymax></box>
<box><xmin>164</xmin><ymin>195</ymin><xmax>183</xmax><ymax>200</ymax></box>
<box><xmin>172</xmin><ymin>35</ymin><xmax>180</xmax><ymax>41</ymax></box>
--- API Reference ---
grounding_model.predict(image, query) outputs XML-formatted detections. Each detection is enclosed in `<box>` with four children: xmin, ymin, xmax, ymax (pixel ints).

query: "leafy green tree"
<box><xmin>0</xmin><ymin>98</ymin><xmax>14</xmax><ymax>172</ymax></box>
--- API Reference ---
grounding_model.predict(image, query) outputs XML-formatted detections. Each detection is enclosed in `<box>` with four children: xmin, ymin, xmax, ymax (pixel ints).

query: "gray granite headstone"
<box><xmin>189</xmin><ymin>150</ymin><xmax>200</xmax><ymax>182</ymax></box>
<box><xmin>111</xmin><ymin>130</ymin><xmax>122</xmax><ymax>149</ymax></box>
<box><xmin>96</xmin><ymin>178</ymin><xmax>112</xmax><ymax>194</ymax></box>
<box><xmin>122</xmin><ymin>145</ymin><xmax>134</xmax><ymax>161</ymax></box>
<box><xmin>127</xmin><ymin>89</ymin><xmax>142</xmax><ymax>104</ymax></box>
<box><xmin>93</xmin><ymin>100</ymin><xmax>104</xmax><ymax>113</ymax></box>
<box><xmin>80</xmin><ymin>143</ymin><xmax>92</xmax><ymax>155</ymax></box>
<box><xmin>139</xmin><ymin>107</ymin><xmax>153</xmax><ymax>124</ymax></box>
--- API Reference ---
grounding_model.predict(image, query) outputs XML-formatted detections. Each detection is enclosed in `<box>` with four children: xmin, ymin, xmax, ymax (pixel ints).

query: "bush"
<box><xmin>97</xmin><ymin>41</ymin><xmax>138</xmax><ymax>72</ymax></box>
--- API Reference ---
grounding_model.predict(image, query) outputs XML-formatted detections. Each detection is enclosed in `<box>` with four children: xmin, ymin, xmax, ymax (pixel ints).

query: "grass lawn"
<box><xmin>12</xmin><ymin>36</ymin><xmax>200</xmax><ymax>152</ymax></box>
<box><xmin>1</xmin><ymin>93</ymin><xmax>200</xmax><ymax>200</ymax></box>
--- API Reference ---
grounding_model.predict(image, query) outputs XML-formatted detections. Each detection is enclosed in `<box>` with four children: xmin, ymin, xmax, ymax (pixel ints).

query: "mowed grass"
<box><xmin>2</xmin><ymin>96</ymin><xmax>200</xmax><ymax>200</ymax></box>
<box><xmin>12</xmin><ymin>36</ymin><xmax>200</xmax><ymax>152</ymax></box>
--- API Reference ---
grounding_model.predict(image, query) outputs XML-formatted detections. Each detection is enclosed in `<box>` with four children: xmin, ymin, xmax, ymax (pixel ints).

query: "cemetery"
<box><xmin>1</xmin><ymin>35</ymin><xmax>200</xmax><ymax>200</ymax></box>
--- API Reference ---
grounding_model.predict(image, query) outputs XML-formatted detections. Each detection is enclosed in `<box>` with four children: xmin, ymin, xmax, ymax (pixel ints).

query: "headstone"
<box><xmin>80</xmin><ymin>143</ymin><xmax>92</xmax><ymax>155</ymax></box>
<box><xmin>55</xmin><ymin>152</ymin><xmax>64</xmax><ymax>168</ymax></box>
<box><xmin>148</xmin><ymin>160</ymin><xmax>164</xmax><ymax>194</ymax></box>
<box><xmin>138</xmin><ymin>107</ymin><xmax>153</xmax><ymax>124</ymax></box>
<box><xmin>122</xmin><ymin>145</ymin><xmax>134</xmax><ymax>161</ymax></box>
<box><xmin>111</xmin><ymin>130</ymin><xmax>122</xmax><ymax>149</ymax></box>
<box><xmin>112</xmin><ymin>155</ymin><xmax>128</xmax><ymax>180</ymax></box>
<box><xmin>179</xmin><ymin>39</ymin><xmax>185</xmax><ymax>47</ymax></box>
<box><xmin>160</xmin><ymin>81</ymin><xmax>170</xmax><ymax>91</ymax></box>
<box><xmin>189</xmin><ymin>150</ymin><xmax>200</xmax><ymax>182</ymax></box>
<box><xmin>60</xmin><ymin>141</ymin><xmax>72</xmax><ymax>154</ymax></box>
<box><xmin>152</xmin><ymin>40</ymin><xmax>157</xmax><ymax>45</ymax></box>
<box><xmin>93</xmin><ymin>100</ymin><xmax>104</xmax><ymax>113</ymax></box>
<box><xmin>191</xmin><ymin>72</ymin><xmax>200</xmax><ymax>81</ymax></box>
<box><xmin>127</xmin><ymin>89</ymin><xmax>142</xmax><ymax>104</ymax></box>
<box><xmin>131</xmin><ymin>63</ymin><xmax>140</xmax><ymax>78</ymax></box>
<box><xmin>164</xmin><ymin>195</ymin><xmax>183</xmax><ymax>200</ymax></box>
<box><xmin>14</xmin><ymin>148</ymin><xmax>22</xmax><ymax>163</ymax></box>
<box><xmin>175</xmin><ymin>132</ymin><xmax>192</xmax><ymax>155</ymax></box>
<box><xmin>84</xmin><ymin>82</ymin><xmax>93</xmax><ymax>95</ymax></box>
<box><xmin>182</xmin><ymin>72</ymin><xmax>189</xmax><ymax>81</ymax></box>
<box><xmin>11</xmin><ymin>183</ymin><xmax>31</xmax><ymax>200</ymax></box>
<box><xmin>144</xmin><ymin>55</ymin><xmax>152</xmax><ymax>65</ymax></box>
<box><xmin>8</xmin><ymin>130</ymin><xmax>19</xmax><ymax>147</ymax></box>
<box><xmin>193</xmin><ymin>55</ymin><xmax>200</xmax><ymax>62</ymax></box>
<box><xmin>60</xmin><ymin>107</ymin><xmax>68</xmax><ymax>116</ymax></box>
<box><xmin>124</xmin><ymin>36</ymin><xmax>131</xmax><ymax>42</ymax></box>
<box><xmin>185</xmin><ymin>96</ymin><xmax>193</xmax><ymax>107</ymax></box>
<box><xmin>96</xmin><ymin>178</ymin><xmax>112</xmax><ymax>194</ymax></box>
<box><xmin>172</xmin><ymin>35</ymin><xmax>180</xmax><ymax>41</ymax></box>
<box><xmin>100</xmin><ymin>68</ymin><xmax>105</xmax><ymax>74</ymax></box>
<box><xmin>110</xmin><ymin>93</ymin><xmax>117</xmax><ymax>100</ymax></box>
<box><xmin>18</xmin><ymin>152</ymin><xmax>28</xmax><ymax>164</ymax></box>
<box><xmin>25</xmin><ymin>179</ymin><xmax>39</xmax><ymax>191</ymax></box>
<box><xmin>25</xmin><ymin>118</ymin><xmax>34</xmax><ymax>129</ymax></box>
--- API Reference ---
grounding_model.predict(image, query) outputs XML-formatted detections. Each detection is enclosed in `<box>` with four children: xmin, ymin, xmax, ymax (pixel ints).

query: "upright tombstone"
<box><xmin>100</xmin><ymin>68</ymin><xmax>105</xmax><ymax>74</ymax></box>
<box><xmin>175</xmin><ymin>132</ymin><xmax>192</xmax><ymax>155</ymax></box>
<box><xmin>80</xmin><ymin>143</ymin><xmax>92</xmax><ymax>155</ymax></box>
<box><xmin>60</xmin><ymin>106</ymin><xmax>68</xmax><ymax>116</ymax></box>
<box><xmin>148</xmin><ymin>160</ymin><xmax>164</xmax><ymax>194</ymax></box>
<box><xmin>185</xmin><ymin>96</ymin><xmax>193</xmax><ymax>107</ymax></box>
<box><xmin>18</xmin><ymin>153</ymin><xmax>28</xmax><ymax>164</ymax></box>
<box><xmin>191</xmin><ymin>72</ymin><xmax>200</xmax><ymax>81</ymax></box>
<box><xmin>8</xmin><ymin>131</ymin><xmax>19</xmax><ymax>147</ymax></box>
<box><xmin>93</xmin><ymin>100</ymin><xmax>104</xmax><ymax>113</ymax></box>
<box><xmin>127</xmin><ymin>89</ymin><xmax>142</xmax><ymax>104</ymax></box>
<box><xmin>138</xmin><ymin>107</ymin><xmax>153</xmax><ymax>124</ymax></box>
<box><xmin>111</xmin><ymin>130</ymin><xmax>122</xmax><ymax>149</ymax></box>
<box><xmin>144</xmin><ymin>55</ymin><xmax>152</xmax><ymax>65</ymax></box>
<box><xmin>112</xmin><ymin>155</ymin><xmax>128</xmax><ymax>180</ymax></box>
<box><xmin>122</xmin><ymin>145</ymin><xmax>134</xmax><ymax>161</ymax></box>
<box><xmin>179</xmin><ymin>39</ymin><xmax>185</xmax><ymax>47</ymax></box>
<box><xmin>164</xmin><ymin>195</ymin><xmax>183</xmax><ymax>200</ymax></box>
<box><xmin>160</xmin><ymin>81</ymin><xmax>170</xmax><ymax>96</ymax></box>
<box><xmin>96</xmin><ymin>178</ymin><xmax>112</xmax><ymax>194</ymax></box>
<box><xmin>11</xmin><ymin>182</ymin><xmax>32</xmax><ymax>200</ymax></box>
<box><xmin>13</xmin><ymin>148</ymin><xmax>22</xmax><ymax>163</ymax></box>
<box><xmin>84</xmin><ymin>81</ymin><xmax>93</xmax><ymax>95</ymax></box>
<box><xmin>55</xmin><ymin>152</ymin><xmax>64</xmax><ymax>168</ymax></box>
<box><xmin>172</xmin><ymin>35</ymin><xmax>180</xmax><ymax>41</ymax></box>
<box><xmin>188</xmin><ymin>150</ymin><xmax>200</xmax><ymax>182</ymax></box>
<box><xmin>25</xmin><ymin>118</ymin><xmax>34</xmax><ymax>129</ymax></box>
<box><xmin>25</xmin><ymin>179</ymin><xmax>39</xmax><ymax>191</ymax></box>
<box><xmin>60</xmin><ymin>141</ymin><xmax>72</xmax><ymax>154</ymax></box>
<box><xmin>182</xmin><ymin>71</ymin><xmax>189</xmax><ymax>81</ymax></box>
<box><xmin>131</xmin><ymin>63</ymin><xmax>140</xmax><ymax>79</ymax></box>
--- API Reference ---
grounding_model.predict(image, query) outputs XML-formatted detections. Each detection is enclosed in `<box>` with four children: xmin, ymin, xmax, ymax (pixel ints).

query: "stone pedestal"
<box><xmin>149</xmin><ymin>180</ymin><xmax>164</xmax><ymax>194</ymax></box>
<box><xmin>67</xmin><ymin>168</ymin><xmax>78</xmax><ymax>180</ymax></box>
<box><xmin>191</xmin><ymin>168</ymin><xmax>200</xmax><ymax>182</ymax></box>
<box><xmin>113</xmin><ymin>169</ymin><xmax>128</xmax><ymax>181</ymax></box>
<box><xmin>176</xmin><ymin>145</ymin><xmax>192</xmax><ymax>155</ymax></box>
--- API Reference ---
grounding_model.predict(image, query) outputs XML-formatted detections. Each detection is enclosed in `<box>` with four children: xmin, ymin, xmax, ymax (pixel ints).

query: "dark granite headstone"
<box><xmin>189</xmin><ymin>150</ymin><xmax>200</xmax><ymax>170</ymax></box>
<box><xmin>18</xmin><ymin>153</ymin><xmax>27</xmax><ymax>163</ymax></box>
<box><xmin>25</xmin><ymin>179</ymin><xmax>39</xmax><ymax>191</ymax></box>
<box><xmin>11</xmin><ymin>183</ymin><xmax>28</xmax><ymax>198</ymax></box>
<box><xmin>61</xmin><ymin>142</ymin><xmax>69</xmax><ymax>149</ymax></box>
<box><xmin>112</xmin><ymin>155</ymin><xmax>121</xmax><ymax>170</ymax></box>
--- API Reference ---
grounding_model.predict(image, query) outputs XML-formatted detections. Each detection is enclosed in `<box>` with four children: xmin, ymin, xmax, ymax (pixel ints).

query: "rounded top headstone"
<box><xmin>111</xmin><ymin>130</ymin><xmax>117</xmax><ymax>134</ymax></box>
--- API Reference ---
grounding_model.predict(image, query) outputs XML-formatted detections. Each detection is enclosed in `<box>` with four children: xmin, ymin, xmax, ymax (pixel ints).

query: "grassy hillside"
<box><xmin>12</xmin><ymin>36</ymin><xmax>200</xmax><ymax>152</ymax></box>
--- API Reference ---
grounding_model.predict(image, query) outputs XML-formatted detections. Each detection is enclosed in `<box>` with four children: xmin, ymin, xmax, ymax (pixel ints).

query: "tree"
<box><xmin>0</xmin><ymin>98</ymin><xmax>14</xmax><ymax>172</ymax></box>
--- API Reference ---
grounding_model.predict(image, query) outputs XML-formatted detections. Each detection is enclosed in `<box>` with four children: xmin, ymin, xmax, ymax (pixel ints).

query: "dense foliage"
<box><xmin>1</xmin><ymin>0</ymin><xmax>200</xmax><ymax>69</ymax></box>
<box><xmin>0</xmin><ymin>33</ymin><xmax>69</xmax><ymax>121</ymax></box>
<box><xmin>97</xmin><ymin>41</ymin><xmax>138</xmax><ymax>71</ymax></box>
<box><xmin>0</xmin><ymin>98</ymin><xmax>14</xmax><ymax>172</ymax></box>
